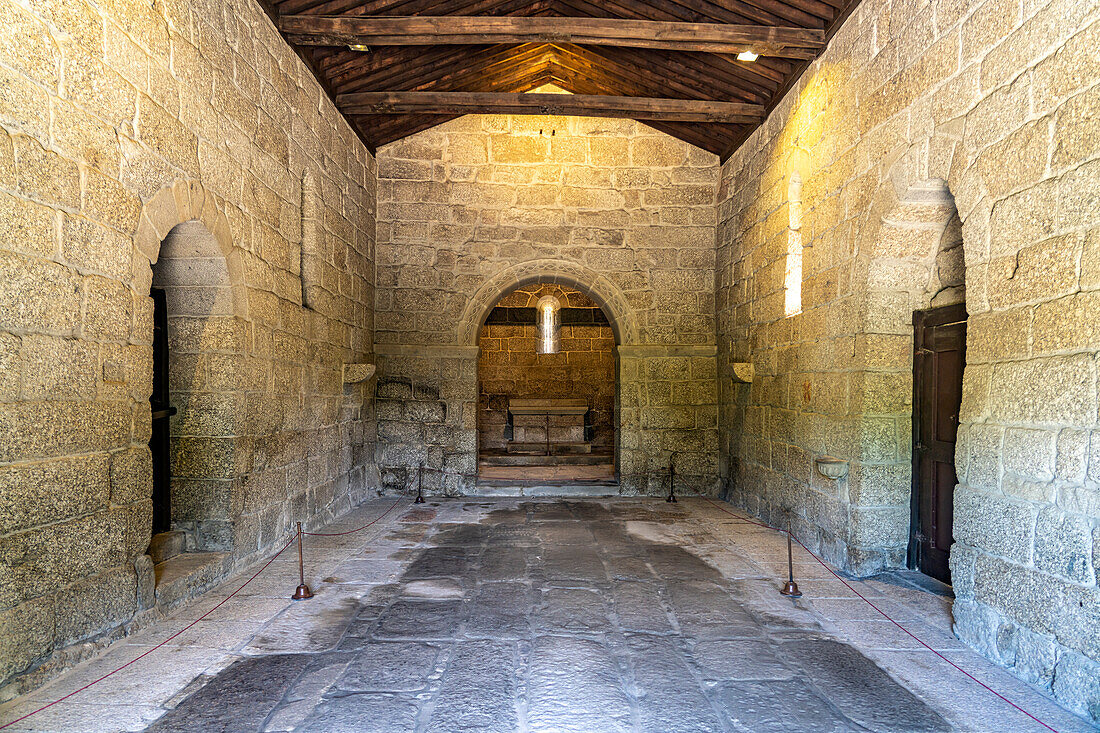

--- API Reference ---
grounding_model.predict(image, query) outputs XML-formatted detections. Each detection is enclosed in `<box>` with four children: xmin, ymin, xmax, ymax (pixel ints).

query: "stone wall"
<box><xmin>716</xmin><ymin>0</ymin><xmax>1100</xmax><ymax>718</ymax></box>
<box><xmin>0</xmin><ymin>0</ymin><xmax>376</xmax><ymax>696</ymax></box>
<box><xmin>375</xmin><ymin>104</ymin><xmax>720</xmax><ymax>496</ymax></box>
<box><xmin>479</xmin><ymin>283</ymin><xmax>616</xmax><ymax>452</ymax></box>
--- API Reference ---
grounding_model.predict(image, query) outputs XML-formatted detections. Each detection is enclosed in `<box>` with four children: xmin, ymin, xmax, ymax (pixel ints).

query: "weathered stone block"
<box><xmin>954</xmin><ymin>489</ymin><xmax>1035</xmax><ymax>564</ymax></box>
<box><xmin>0</xmin><ymin>454</ymin><xmax>110</xmax><ymax>534</ymax></box>
<box><xmin>53</xmin><ymin>565</ymin><xmax>138</xmax><ymax>645</ymax></box>
<box><xmin>110</xmin><ymin>446</ymin><xmax>152</xmax><ymax>505</ymax></box>
<box><xmin>0</xmin><ymin>512</ymin><xmax>124</xmax><ymax>609</ymax></box>
<box><xmin>1054</xmin><ymin>429</ymin><xmax>1089</xmax><ymax>484</ymax></box>
<box><xmin>0</xmin><ymin>251</ymin><xmax>83</xmax><ymax>335</ymax></box>
<box><xmin>1051</xmin><ymin>83</ymin><xmax>1100</xmax><ymax>170</ymax></box>
<box><xmin>170</xmin><ymin>436</ymin><xmax>238</xmax><ymax>480</ymax></box>
<box><xmin>989</xmin><ymin>355</ymin><xmax>1096</xmax><ymax>426</ymax></box>
<box><xmin>1052</xmin><ymin>650</ymin><xmax>1100</xmax><ymax>721</ymax></box>
<box><xmin>0</xmin><ymin>401</ymin><xmax>131</xmax><ymax>463</ymax></box>
<box><xmin>19</xmin><ymin>334</ymin><xmax>97</xmax><ymax>400</ymax></box>
<box><xmin>1001</xmin><ymin>428</ymin><xmax>1055</xmax><ymax>482</ymax></box>
<box><xmin>1034</xmin><ymin>508</ymin><xmax>1094</xmax><ymax>584</ymax></box>
<box><xmin>0</xmin><ymin>597</ymin><xmax>55</xmax><ymax>681</ymax></box>
<box><xmin>83</xmin><ymin>275</ymin><xmax>133</xmax><ymax>342</ymax></box>
<box><xmin>13</xmin><ymin>134</ymin><xmax>79</xmax><ymax>209</ymax></box>
<box><xmin>0</xmin><ymin>190</ymin><xmax>56</xmax><ymax>259</ymax></box>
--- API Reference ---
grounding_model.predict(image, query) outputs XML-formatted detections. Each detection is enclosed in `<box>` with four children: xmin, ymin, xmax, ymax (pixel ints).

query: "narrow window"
<box><xmin>536</xmin><ymin>295</ymin><xmax>561</xmax><ymax>354</ymax></box>
<box><xmin>784</xmin><ymin>171</ymin><xmax>803</xmax><ymax>317</ymax></box>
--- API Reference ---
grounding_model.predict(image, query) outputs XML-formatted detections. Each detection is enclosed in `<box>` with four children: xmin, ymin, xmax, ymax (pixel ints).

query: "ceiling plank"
<box><xmin>280</xmin><ymin>15</ymin><xmax>824</xmax><ymax>57</ymax></box>
<box><xmin>338</xmin><ymin>90</ymin><xmax>766</xmax><ymax>122</ymax></box>
<box><xmin>332</xmin><ymin>44</ymin><xmax>551</xmax><ymax>94</ymax></box>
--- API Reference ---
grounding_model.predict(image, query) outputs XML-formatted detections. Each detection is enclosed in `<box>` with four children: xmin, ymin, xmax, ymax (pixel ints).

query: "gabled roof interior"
<box><xmin>260</xmin><ymin>0</ymin><xmax>861</xmax><ymax>158</ymax></box>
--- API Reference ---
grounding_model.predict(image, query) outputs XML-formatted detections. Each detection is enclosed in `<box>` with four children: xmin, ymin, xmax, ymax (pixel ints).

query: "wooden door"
<box><xmin>910</xmin><ymin>303</ymin><xmax>967</xmax><ymax>584</ymax></box>
<box><xmin>149</xmin><ymin>288</ymin><xmax>174</xmax><ymax>536</ymax></box>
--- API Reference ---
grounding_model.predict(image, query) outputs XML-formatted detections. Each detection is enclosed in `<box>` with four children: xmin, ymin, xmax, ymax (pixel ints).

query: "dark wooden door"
<box><xmin>910</xmin><ymin>303</ymin><xmax>967</xmax><ymax>584</ymax></box>
<box><xmin>149</xmin><ymin>288</ymin><xmax>175</xmax><ymax>536</ymax></box>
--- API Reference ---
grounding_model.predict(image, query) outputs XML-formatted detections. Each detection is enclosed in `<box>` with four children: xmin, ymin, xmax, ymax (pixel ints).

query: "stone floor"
<box><xmin>0</xmin><ymin>498</ymin><xmax>1095</xmax><ymax>732</ymax></box>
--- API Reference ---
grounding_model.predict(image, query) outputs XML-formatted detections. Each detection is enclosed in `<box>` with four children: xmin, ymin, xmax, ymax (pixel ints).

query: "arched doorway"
<box><xmin>869</xmin><ymin>179</ymin><xmax>968</xmax><ymax>583</ymax></box>
<box><xmin>476</xmin><ymin>282</ymin><xmax>618</xmax><ymax>487</ymax></box>
<box><xmin>147</xmin><ymin>219</ymin><xmax>238</xmax><ymax>558</ymax></box>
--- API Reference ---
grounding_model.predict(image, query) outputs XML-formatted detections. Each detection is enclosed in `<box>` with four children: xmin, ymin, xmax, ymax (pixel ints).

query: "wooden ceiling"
<box><xmin>258</xmin><ymin>0</ymin><xmax>861</xmax><ymax>159</ymax></box>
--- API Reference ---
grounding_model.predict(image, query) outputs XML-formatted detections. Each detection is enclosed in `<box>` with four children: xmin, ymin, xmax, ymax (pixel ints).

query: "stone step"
<box><xmin>148</xmin><ymin>530</ymin><xmax>187</xmax><ymax>564</ymax></box>
<box><xmin>472</xmin><ymin>481</ymin><xmax>620</xmax><ymax>497</ymax></box>
<box><xmin>154</xmin><ymin>551</ymin><xmax>231</xmax><ymax>610</ymax></box>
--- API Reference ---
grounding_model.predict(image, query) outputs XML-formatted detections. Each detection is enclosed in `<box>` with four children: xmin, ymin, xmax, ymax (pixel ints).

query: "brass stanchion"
<box><xmin>666</xmin><ymin>451</ymin><xmax>677</xmax><ymax>503</ymax></box>
<box><xmin>780</xmin><ymin>518</ymin><xmax>802</xmax><ymax>598</ymax></box>
<box><xmin>291</xmin><ymin>521</ymin><xmax>313</xmax><ymax>600</ymax></box>
<box><xmin>414</xmin><ymin>462</ymin><xmax>425</xmax><ymax>504</ymax></box>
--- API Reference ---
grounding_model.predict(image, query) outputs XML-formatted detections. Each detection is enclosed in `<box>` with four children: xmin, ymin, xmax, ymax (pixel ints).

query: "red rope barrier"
<box><xmin>301</xmin><ymin>499</ymin><xmax>402</xmax><ymax>536</ymax></box>
<box><xmin>0</xmin><ymin>500</ymin><xmax>403</xmax><ymax>730</ymax></box>
<box><xmin>699</xmin><ymin>496</ymin><xmax>1060</xmax><ymax>733</ymax></box>
<box><xmin>0</xmin><ymin>535</ymin><xmax>296</xmax><ymax>731</ymax></box>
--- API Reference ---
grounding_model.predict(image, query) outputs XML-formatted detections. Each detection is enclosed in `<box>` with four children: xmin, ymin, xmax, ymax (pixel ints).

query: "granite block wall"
<box><xmin>0</xmin><ymin>0</ymin><xmax>376</xmax><ymax>696</ymax></box>
<box><xmin>716</xmin><ymin>0</ymin><xmax>1100</xmax><ymax>717</ymax></box>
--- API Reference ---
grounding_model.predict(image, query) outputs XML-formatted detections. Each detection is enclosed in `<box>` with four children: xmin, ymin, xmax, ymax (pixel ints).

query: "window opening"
<box><xmin>536</xmin><ymin>295</ymin><xmax>561</xmax><ymax>354</ymax></box>
<box><xmin>785</xmin><ymin>171</ymin><xmax>803</xmax><ymax>318</ymax></box>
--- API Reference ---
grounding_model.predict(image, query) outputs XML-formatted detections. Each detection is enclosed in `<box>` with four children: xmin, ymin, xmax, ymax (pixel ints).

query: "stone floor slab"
<box><xmin>526</xmin><ymin>635</ymin><xmax>634</xmax><ymax>733</ymax></box>
<box><xmin>0</xmin><ymin>498</ymin><xmax>1093</xmax><ymax>733</ymax></box>
<box><xmin>336</xmin><ymin>641</ymin><xmax>442</xmax><ymax>692</ymax></box>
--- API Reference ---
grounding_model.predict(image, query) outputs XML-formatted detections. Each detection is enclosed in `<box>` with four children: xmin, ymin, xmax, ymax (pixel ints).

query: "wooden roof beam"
<box><xmin>280</xmin><ymin>15</ymin><xmax>824</xmax><ymax>57</ymax></box>
<box><xmin>337</xmin><ymin>91</ymin><xmax>766</xmax><ymax>122</ymax></box>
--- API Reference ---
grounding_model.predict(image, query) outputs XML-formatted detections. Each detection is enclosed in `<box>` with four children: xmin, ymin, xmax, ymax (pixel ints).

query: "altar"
<box><xmin>506</xmin><ymin>398</ymin><xmax>591</xmax><ymax>456</ymax></box>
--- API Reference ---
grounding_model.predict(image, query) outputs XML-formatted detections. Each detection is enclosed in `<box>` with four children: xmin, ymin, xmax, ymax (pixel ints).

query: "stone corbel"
<box><xmin>730</xmin><ymin>362</ymin><xmax>755</xmax><ymax>383</ymax></box>
<box><xmin>815</xmin><ymin>456</ymin><xmax>849</xmax><ymax>480</ymax></box>
<box><xmin>342</xmin><ymin>363</ymin><xmax>376</xmax><ymax>384</ymax></box>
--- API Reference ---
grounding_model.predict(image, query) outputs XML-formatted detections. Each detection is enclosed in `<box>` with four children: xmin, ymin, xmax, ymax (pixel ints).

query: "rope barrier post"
<box><xmin>0</xmin><ymin>501</ymin><xmax>403</xmax><ymax>732</ymax></box>
<box><xmin>291</xmin><ymin>521</ymin><xmax>314</xmax><ymax>600</ymax></box>
<box><xmin>779</xmin><ymin>517</ymin><xmax>802</xmax><ymax>598</ymax></box>
<box><xmin>666</xmin><ymin>451</ymin><xmax>677</xmax><ymax>503</ymax></box>
<box><xmin>414</xmin><ymin>461</ymin><xmax>425</xmax><ymax>504</ymax></box>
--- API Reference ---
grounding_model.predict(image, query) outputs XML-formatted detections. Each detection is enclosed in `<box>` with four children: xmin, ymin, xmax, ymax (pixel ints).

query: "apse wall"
<box><xmin>374</xmin><ymin>109</ymin><xmax>722</xmax><ymax>496</ymax></box>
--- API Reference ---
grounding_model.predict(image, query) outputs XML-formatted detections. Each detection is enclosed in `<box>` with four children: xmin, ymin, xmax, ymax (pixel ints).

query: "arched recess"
<box><xmin>132</xmin><ymin>180</ymin><xmax>248</xmax><ymax>556</ymax></box>
<box><xmin>300</xmin><ymin>170</ymin><xmax>322</xmax><ymax>309</ymax></box>
<box><xmin>476</xmin><ymin>282</ymin><xmax>620</xmax><ymax>484</ymax></box>
<box><xmin>457</xmin><ymin>259</ymin><xmax>639</xmax><ymax>347</ymax></box>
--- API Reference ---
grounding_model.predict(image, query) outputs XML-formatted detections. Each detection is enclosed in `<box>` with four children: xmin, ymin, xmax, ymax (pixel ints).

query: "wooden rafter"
<box><xmin>280</xmin><ymin>15</ymin><xmax>824</xmax><ymax>57</ymax></box>
<box><xmin>337</xmin><ymin>91</ymin><xmax>766</xmax><ymax>122</ymax></box>
<box><xmin>268</xmin><ymin>0</ymin><xmax>863</xmax><ymax>158</ymax></box>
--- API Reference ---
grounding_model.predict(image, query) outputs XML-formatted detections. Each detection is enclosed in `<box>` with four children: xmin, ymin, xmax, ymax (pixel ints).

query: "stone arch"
<box><xmin>133</xmin><ymin>179</ymin><xmax>247</xmax><ymax>320</ymax></box>
<box><xmin>858</xmin><ymin>177</ymin><xmax>966</xmax><ymax>319</ymax></box>
<box><xmin>458</xmin><ymin>259</ymin><xmax>640</xmax><ymax>346</ymax></box>
<box><xmin>864</xmin><ymin>134</ymin><xmax>988</xmax><ymax>307</ymax></box>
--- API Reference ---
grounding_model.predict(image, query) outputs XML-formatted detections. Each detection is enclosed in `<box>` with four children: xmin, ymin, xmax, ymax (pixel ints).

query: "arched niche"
<box><xmin>848</xmin><ymin>177</ymin><xmax>968</xmax><ymax>580</ymax></box>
